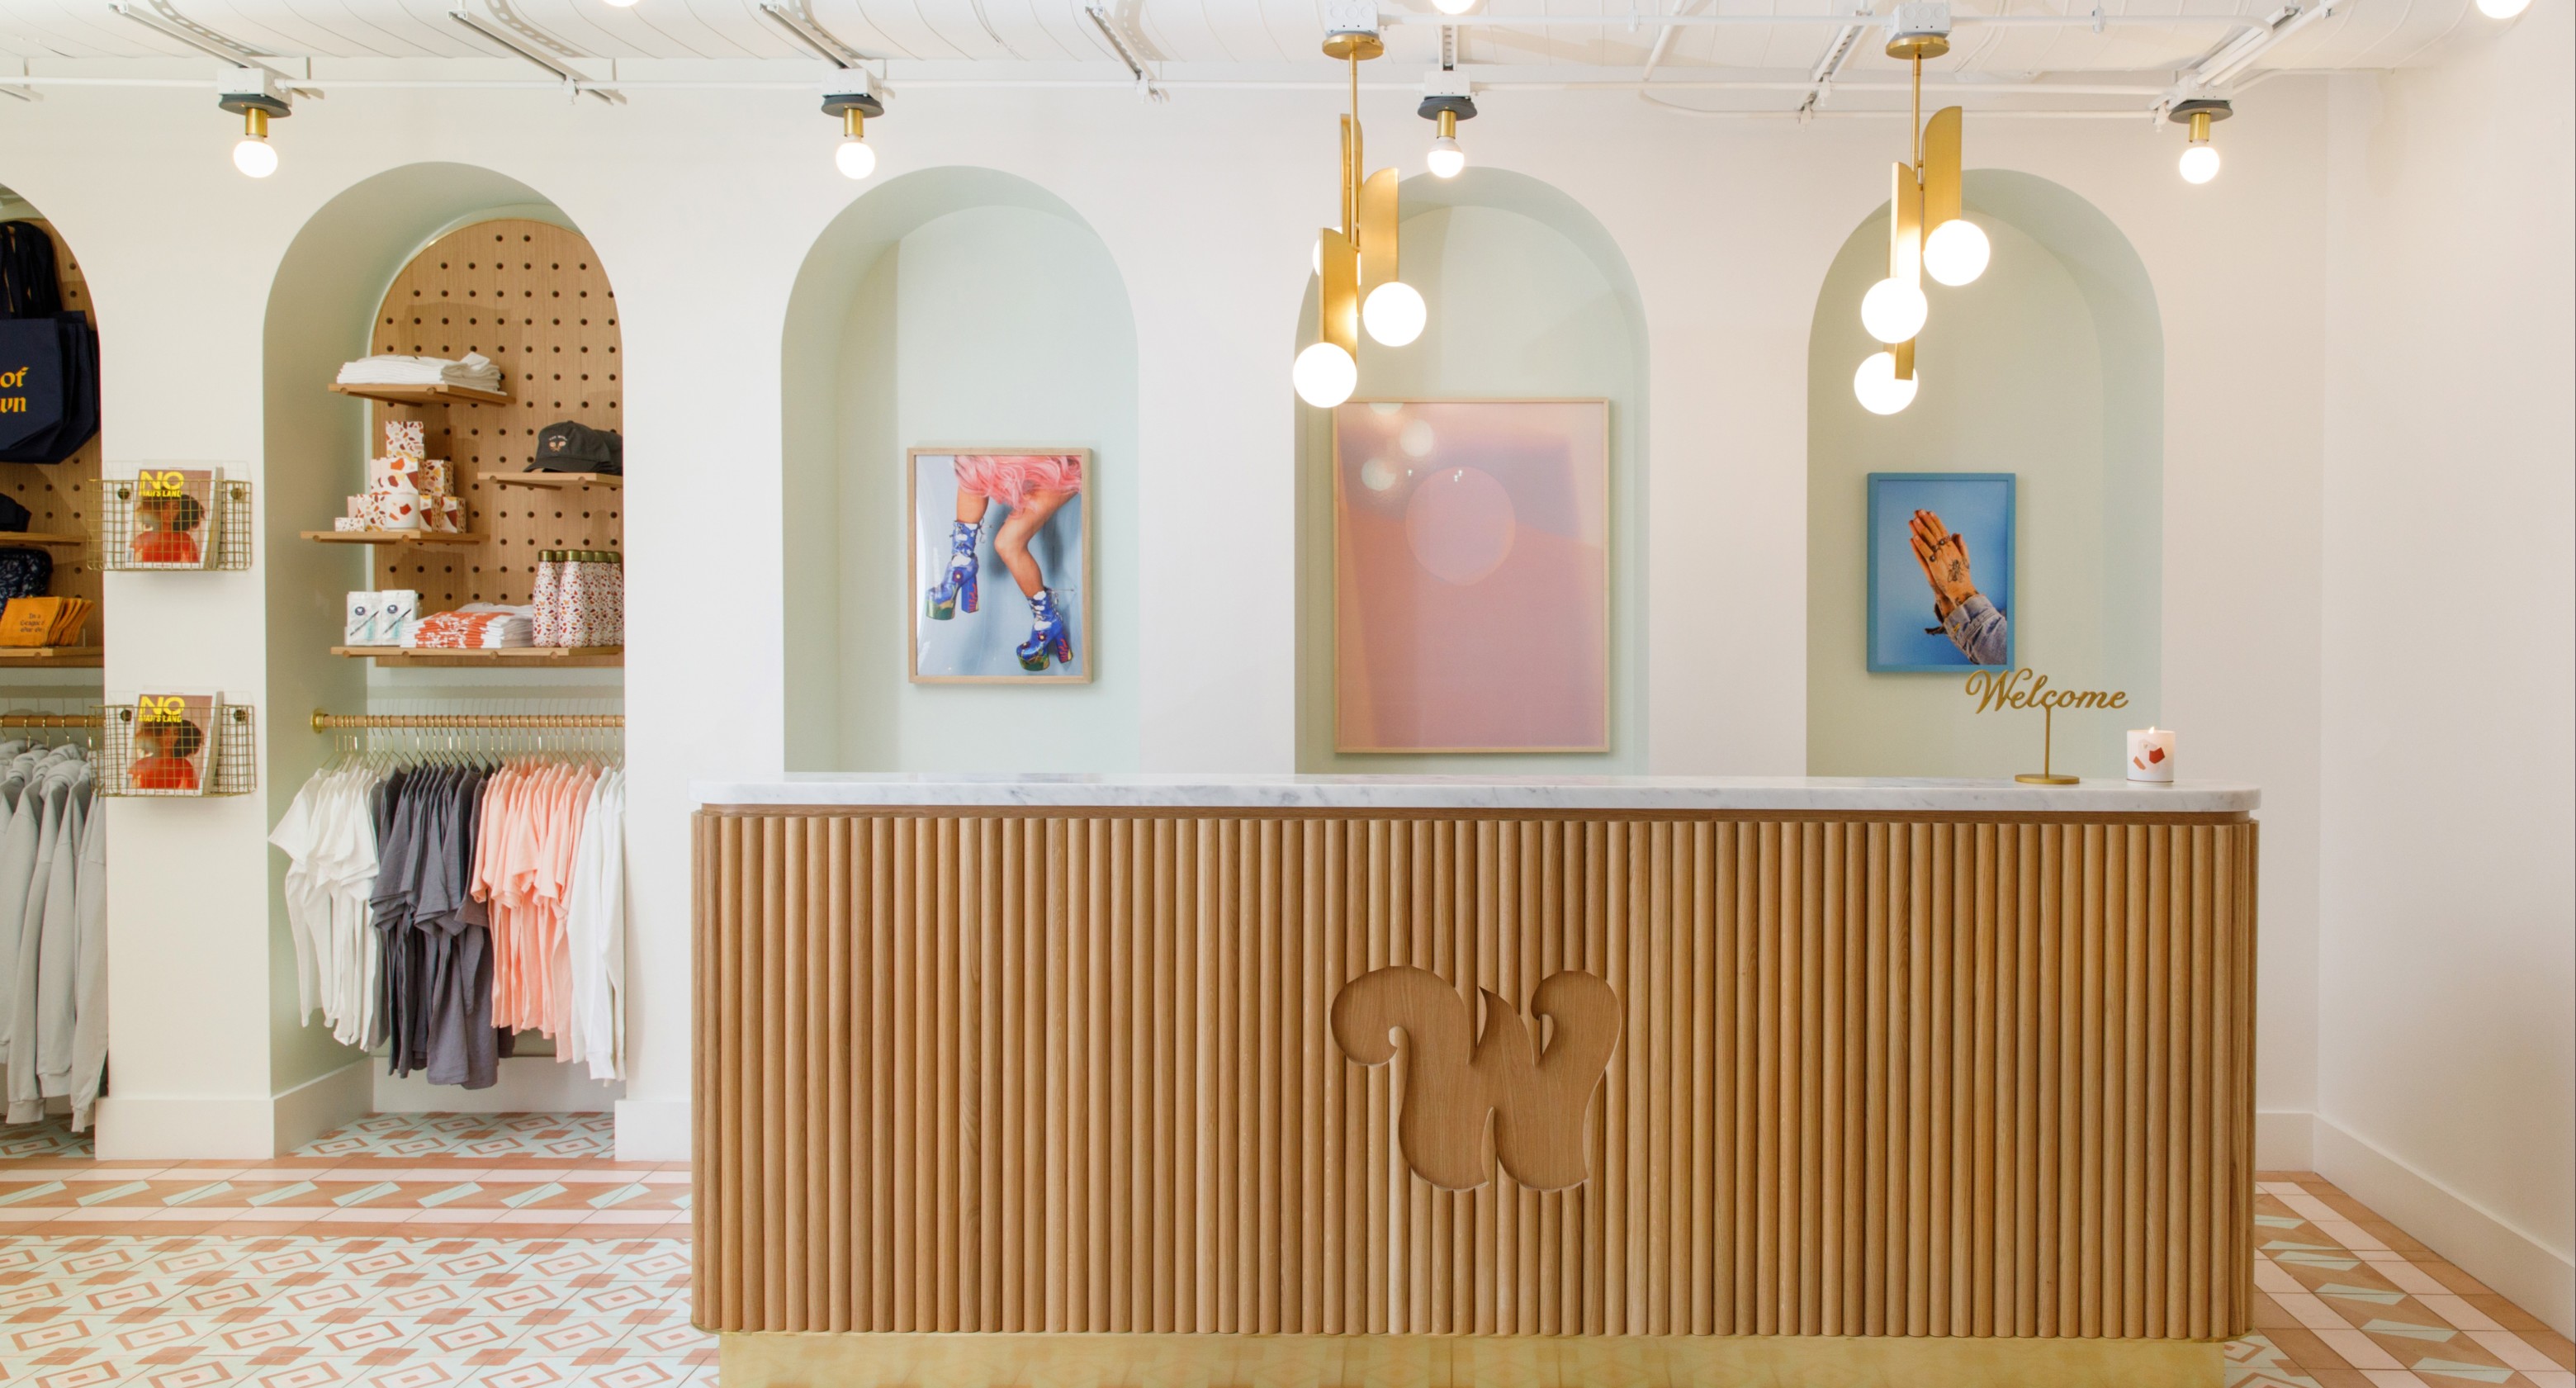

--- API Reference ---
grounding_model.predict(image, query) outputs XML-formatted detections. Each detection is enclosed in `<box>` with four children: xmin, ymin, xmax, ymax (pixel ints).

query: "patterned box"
<box><xmin>385</xmin><ymin>419</ymin><xmax>426</xmax><ymax>458</ymax></box>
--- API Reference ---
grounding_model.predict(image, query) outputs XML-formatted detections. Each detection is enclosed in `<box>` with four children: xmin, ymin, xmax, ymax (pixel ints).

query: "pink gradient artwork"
<box><xmin>1333</xmin><ymin>400</ymin><xmax>1610</xmax><ymax>752</ymax></box>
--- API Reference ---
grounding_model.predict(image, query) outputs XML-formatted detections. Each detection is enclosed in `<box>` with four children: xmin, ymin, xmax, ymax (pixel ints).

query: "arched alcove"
<box><xmin>261</xmin><ymin>163</ymin><xmax>622</xmax><ymax>1106</ymax></box>
<box><xmin>781</xmin><ymin>167</ymin><xmax>1140</xmax><ymax>772</ymax></box>
<box><xmin>1292</xmin><ymin>168</ymin><xmax>1650</xmax><ymax>772</ymax></box>
<box><xmin>1806</xmin><ymin>170</ymin><xmax>2163</xmax><ymax>777</ymax></box>
<box><xmin>0</xmin><ymin>185</ymin><xmax>106</xmax><ymax>699</ymax></box>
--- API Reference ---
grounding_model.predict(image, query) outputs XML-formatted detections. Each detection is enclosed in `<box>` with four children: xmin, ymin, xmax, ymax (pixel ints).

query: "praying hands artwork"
<box><xmin>1907</xmin><ymin>507</ymin><xmax>2008</xmax><ymax>666</ymax></box>
<box><xmin>1867</xmin><ymin>472</ymin><xmax>2015</xmax><ymax>672</ymax></box>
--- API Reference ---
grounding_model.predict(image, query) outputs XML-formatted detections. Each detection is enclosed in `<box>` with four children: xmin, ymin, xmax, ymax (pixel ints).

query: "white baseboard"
<box><xmin>277</xmin><ymin>1061</ymin><xmax>372</xmax><ymax>1152</ymax></box>
<box><xmin>2257</xmin><ymin>1108</ymin><xmax>2316</xmax><ymax>1171</ymax></box>
<box><xmin>613</xmin><ymin>1097</ymin><xmax>690</xmax><ymax>1163</ymax></box>
<box><xmin>93</xmin><ymin>1060</ymin><xmax>371</xmax><ymax>1160</ymax></box>
<box><xmin>2313</xmin><ymin>1114</ymin><xmax>2574</xmax><ymax>1338</ymax></box>
<box><xmin>374</xmin><ymin>1055</ymin><xmax>623</xmax><ymax>1113</ymax></box>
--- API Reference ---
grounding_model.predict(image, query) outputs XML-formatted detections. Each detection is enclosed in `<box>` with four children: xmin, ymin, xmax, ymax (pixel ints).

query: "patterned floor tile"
<box><xmin>0</xmin><ymin>1117</ymin><xmax>91</xmax><ymax>1161</ymax></box>
<box><xmin>293</xmin><ymin>1116</ymin><xmax>614</xmax><ymax>1162</ymax></box>
<box><xmin>8</xmin><ymin>1106</ymin><xmax>2570</xmax><ymax>1388</ymax></box>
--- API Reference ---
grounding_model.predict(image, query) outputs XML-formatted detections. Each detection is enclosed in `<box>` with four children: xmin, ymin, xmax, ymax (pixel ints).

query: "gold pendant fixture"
<box><xmin>1295</xmin><ymin>9</ymin><xmax>1426</xmax><ymax>410</ymax></box>
<box><xmin>1854</xmin><ymin>16</ymin><xmax>1990</xmax><ymax>417</ymax></box>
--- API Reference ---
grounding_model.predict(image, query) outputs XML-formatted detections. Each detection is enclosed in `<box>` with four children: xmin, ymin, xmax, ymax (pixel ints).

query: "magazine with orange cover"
<box><xmin>124</xmin><ymin>467</ymin><xmax>220</xmax><ymax>570</ymax></box>
<box><xmin>128</xmin><ymin>691</ymin><xmax>218</xmax><ymax>794</ymax></box>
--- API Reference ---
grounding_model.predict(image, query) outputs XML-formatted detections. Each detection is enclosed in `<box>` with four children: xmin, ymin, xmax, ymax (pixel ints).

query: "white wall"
<box><xmin>2317</xmin><ymin>2</ymin><xmax>2575</xmax><ymax>1334</ymax></box>
<box><xmin>0</xmin><ymin>74</ymin><xmax>2344</xmax><ymax>1182</ymax></box>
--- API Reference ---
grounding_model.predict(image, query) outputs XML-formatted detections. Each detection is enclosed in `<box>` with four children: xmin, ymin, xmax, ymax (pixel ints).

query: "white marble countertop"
<box><xmin>692</xmin><ymin>774</ymin><xmax>2258</xmax><ymax>814</ymax></box>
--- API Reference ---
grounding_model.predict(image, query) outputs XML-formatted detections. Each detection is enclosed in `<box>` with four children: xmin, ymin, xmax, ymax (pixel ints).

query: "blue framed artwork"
<box><xmin>1867</xmin><ymin>471</ymin><xmax>2015</xmax><ymax>672</ymax></box>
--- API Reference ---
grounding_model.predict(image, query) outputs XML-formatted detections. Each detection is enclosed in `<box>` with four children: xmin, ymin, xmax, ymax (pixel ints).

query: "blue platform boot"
<box><xmin>1015</xmin><ymin>590</ymin><xmax>1073</xmax><ymax>671</ymax></box>
<box><xmin>924</xmin><ymin>520</ymin><xmax>979</xmax><ymax>620</ymax></box>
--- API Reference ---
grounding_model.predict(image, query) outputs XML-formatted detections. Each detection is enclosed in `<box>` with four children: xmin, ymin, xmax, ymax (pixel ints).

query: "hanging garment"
<box><xmin>7</xmin><ymin>752</ymin><xmax>91</xmax><ymax>1125</ymax></box>
<box><xmin>67</xmin><ymin>791</ymin><xmax>103</xmax><ymax>1130</ymax></box>
<box><xmin>0</xmin><ymin>746</ymin><xmax>83</xmax><ymax>1077</ymax></box>
<box><xmin>273</xmin><ymin>746</ymin><xmax>623</xmax><ymax>1092</ymax></box>
<box><xmin>563</xmin><ymin>767</ymin><xmax>624</xmax><ymax>1080</ymax></box>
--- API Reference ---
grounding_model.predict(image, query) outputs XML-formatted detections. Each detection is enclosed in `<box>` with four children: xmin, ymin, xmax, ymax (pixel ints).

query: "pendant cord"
<box><xmin>1911</xmin><ymin>54</ymin><xmax>1921</xmax><ymax>173</ymax></box>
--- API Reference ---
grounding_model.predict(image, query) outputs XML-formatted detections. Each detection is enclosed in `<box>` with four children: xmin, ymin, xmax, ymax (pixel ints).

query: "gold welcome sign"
<box><xmin>1963</xmin><ymin>667</ymin><xmax>2129</xmax><ymax>784</ymax></box>
<box><xmin>1329</xmin><ymin>965</ymin><xmax>1622</xmax><ymax>1191</ymax></box>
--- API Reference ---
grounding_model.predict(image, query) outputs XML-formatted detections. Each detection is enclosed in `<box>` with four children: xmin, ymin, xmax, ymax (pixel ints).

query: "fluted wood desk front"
<box><xmin>690</xmin><ymin>775</ymin><xmax>2260</xmax><ymax>1387</ymax></box>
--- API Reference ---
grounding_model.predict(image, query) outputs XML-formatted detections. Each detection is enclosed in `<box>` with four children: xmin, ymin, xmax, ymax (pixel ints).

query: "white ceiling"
<box><xmin>0</xmin><ymin>1</ymin><xmax>2489</xmax><ymax>92</ymax></box>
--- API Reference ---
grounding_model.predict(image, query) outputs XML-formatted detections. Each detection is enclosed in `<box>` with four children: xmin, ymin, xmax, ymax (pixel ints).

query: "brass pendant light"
<box><xmin>1854</xmin><ymin>10</ymin><xmax>1987</xmax><ymax>416</ymax></box>
<box><xmin>1295</xmin><ymin>7</ymin><xmax>1424</xmax><ymax>410</ymax></box>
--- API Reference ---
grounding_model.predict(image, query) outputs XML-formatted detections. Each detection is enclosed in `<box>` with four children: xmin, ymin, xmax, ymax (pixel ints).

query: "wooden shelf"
<box><xmin>488</xmin><ymin>471</ymin><xmax>621</xmax><ymax>490</ymax></box>
<box><xmin>333</xmin><ymin>645</ymin><xmax>623</xmax><ymax>669</ymax></box>
<box><xmin>0</xmin><ymin>646</ymin><xmax>102</xmax><ymax>667</ymax></box>
<box><xmin>301</xmin><ymin>530</ymin><xmax>485</xmax><ymax>547</ymax></box>
<box><xmin>0</xmin><ymin>533</ymin><xmax>91</xmax><ymax>548</ymax></box>
<box><xmin>329</xmin><ymin>381</ymin><xmax>509</xmax><ymax>407</ymax></box>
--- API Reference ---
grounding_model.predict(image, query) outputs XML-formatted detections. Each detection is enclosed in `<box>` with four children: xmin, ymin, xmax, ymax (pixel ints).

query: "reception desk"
<box><xmin>690</xmin><ymin>775</ymin><xmax>2259</xmax><ymax>1386</ymax></box>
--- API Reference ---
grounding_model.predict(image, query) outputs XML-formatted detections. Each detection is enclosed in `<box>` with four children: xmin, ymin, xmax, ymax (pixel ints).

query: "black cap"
<box><xmin>529</xmin><ymin>420</ymin><xmax>623</xmax><ymax>475</ymax></box>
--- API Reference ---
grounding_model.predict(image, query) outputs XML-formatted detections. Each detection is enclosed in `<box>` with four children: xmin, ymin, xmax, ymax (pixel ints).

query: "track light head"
<box><xmin>1418</xmin><ymin>94</ymin><xmax>1475</xmax><ymax>178</ymax></box>
<box><xmin>217</xmin><ymin>73</ymin><xmax>290</xmax><ymax>179</ymax></box>
<box><xmin>2169</xmin><ymin>98</ymin><xmax>2231</xmax><ymax>184</ymax></box>
<box><xmin>822</xmin><ymin>84</ymin><xmax>886</xmax><ymax>182</ymax></box>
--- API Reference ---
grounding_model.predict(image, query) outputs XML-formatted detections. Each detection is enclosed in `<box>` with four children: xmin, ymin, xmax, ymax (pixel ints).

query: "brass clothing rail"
<box><xmin>0</xmin><ymin>713</ymin><xmax>101</xmax><ymax>728</ymax></box>
<box><xmin>308</xmin><ymin>710</ymin><xmax>624</xmax><ymax>732</ymax></box>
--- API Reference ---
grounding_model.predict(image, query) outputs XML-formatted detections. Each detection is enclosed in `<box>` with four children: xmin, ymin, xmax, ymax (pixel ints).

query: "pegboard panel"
<box><xmin>362</xmin><ymin>220</ymin><xmax>622</xmax><ymax>611</ymax></box>
<box><xmin>0</xmin><ymin>220</ymin><xmax>103</xmax><ymax>651</ymax></box>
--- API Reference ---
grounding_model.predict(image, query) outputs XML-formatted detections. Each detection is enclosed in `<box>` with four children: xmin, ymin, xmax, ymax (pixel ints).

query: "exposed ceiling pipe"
<box><xmin>0</xmin><ymin>71</ymin><xmax>2162</xmax><ymax>97</ymax></box>
<box><xmin>1387</xmin><ymin>8</ymin><xmax>2263</xmax><ymax>40</ymax></box>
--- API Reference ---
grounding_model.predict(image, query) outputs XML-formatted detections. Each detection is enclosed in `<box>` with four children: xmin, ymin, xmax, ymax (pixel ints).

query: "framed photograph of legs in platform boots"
<box><xmin>909</xmin><ymin>448</ymin><xmax>1092</xmax><ymax>684</ymax></box>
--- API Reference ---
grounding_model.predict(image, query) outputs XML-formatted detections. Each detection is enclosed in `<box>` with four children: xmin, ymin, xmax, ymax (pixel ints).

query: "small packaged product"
<box><xmin>373</xmin><ymin>589</ymin><xmax>421</xmax><ymax>644</ymax></box>
<box><xmin>344</xmin><ymin>592</ymin><xmax>379</xmax><ymax>645</ymax></box>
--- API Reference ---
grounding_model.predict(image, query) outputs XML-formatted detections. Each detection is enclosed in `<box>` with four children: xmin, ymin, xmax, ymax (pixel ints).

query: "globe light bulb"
<box><xmin>2477</xmin><ymin>0</ymin><xmax>2530</xmax><ymax>17</ymax></box>
<box><xmin>1293</xmin><ymin>340</ymin><xmax>1358</xmax><ymax>408</ymax></box>
<box><xmin>1427</xmin><ymin>135</ymin><xmax>1465</xmax><ymax>179</ymax></box>
<box><xmin>1921</xmin><ymin>219</ymin><xmax>1991</xmax><ymax>287</ymax></box>
<box><xmin>1431</xmin><ymin>0</ymin><xmax>1479</xmax><ymax>14</ymax></box>
<box><xmin>1362</xmin><ymin>282</ymin><xmax>1427</xmax><ymax>347</ymax></box>
<box><xmin>836</xmin><ymin>135</ymin><xmax>877</xmax><ymax>180</ymax></box>
<box><xmin>1853</xmin><ymin>351</ymin><xmax>1917</xmax><ymax>415</ymax></box>
<box><xmin>2178</xmin><ymin>143</ymin><xmax>2220</xmax><ymax>184</ymax></box>
<box><xmin>232</xmin><ymin>135</ymin><xmax>277</xmax><ymax>178</ymax></box>
<box><xmin>1859</xmin><ymin>277</ymin><xmax>1928</xmax><ymax>344</ymax></box>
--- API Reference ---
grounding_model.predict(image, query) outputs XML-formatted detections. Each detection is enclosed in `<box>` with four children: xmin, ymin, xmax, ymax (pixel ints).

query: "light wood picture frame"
<box><xmin>1331</xmin><ymin>400</ymin><xmax>1611</xmax><ymax>752</ymax></box>
<box><xmin>907</xmin><ymin>447</ymin><xmax>1095</xmax><ymax>685</ymax></box>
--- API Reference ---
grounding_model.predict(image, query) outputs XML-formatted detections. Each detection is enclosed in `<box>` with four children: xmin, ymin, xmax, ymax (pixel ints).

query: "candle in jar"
<box><xmin>2126</xmin><ymin>727</ymin><xmax>2176</xmax><ymax>783</ymax></box>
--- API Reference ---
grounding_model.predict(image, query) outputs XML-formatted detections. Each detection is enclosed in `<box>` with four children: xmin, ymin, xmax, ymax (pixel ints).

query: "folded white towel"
<box><xmin>336</xmin><ymin>353</ymin><xmax>504</xmax><ymax>391</ymax></box>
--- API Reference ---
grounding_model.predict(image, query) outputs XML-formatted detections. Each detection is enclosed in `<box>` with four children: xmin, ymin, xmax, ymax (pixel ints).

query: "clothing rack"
<box><xmin>0</xmin><ymin>713</ymin><xmax>100</xmax><ymax>728</ymax></box>
<box><xmin>308</xmin><ymin>710</ymin><xmax>623</xmax><ymax>732</ymax></box>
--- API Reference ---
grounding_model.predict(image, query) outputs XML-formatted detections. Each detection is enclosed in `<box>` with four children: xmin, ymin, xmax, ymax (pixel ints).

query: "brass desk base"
<box><xmin>722</xmin><ymin>1331</ymin><xmax>2221</xmax><ymax>1387</ymax></box>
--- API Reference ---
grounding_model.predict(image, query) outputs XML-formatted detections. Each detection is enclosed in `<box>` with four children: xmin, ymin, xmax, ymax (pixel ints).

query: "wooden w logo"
<box><xmin>1329</xmin><ymin>966</ymin><xmax>1622</xmax><ymax>1191</ymax></box>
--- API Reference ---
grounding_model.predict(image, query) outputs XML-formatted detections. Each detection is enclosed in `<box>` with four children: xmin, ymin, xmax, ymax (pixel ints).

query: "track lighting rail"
<box><xmin>759</xmin><ymin>2</ymin><xmax>873</xmax><ymax>68</ymax></box>
<box><xmin>447</xmin><ymin>8</ymin><xmax>620</xmax><ymax>104</ymax></box>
